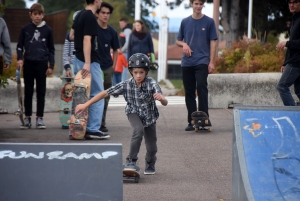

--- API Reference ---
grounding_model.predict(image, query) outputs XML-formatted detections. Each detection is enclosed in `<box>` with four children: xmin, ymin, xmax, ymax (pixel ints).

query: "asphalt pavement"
<box><xmin>0</xmin><ymin>99</ymin><xmax>233</xmax><ymax>201</ymax></box>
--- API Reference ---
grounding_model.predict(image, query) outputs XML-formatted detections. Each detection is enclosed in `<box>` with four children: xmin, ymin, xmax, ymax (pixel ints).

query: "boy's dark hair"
<box><xmin>189</xmin><ymin>0</ymin><xmax>206</xmax><ymax>3</ymax></box>
<box><xmin>119</xmin><ymin>17</ymin><xmax>128</xmax><ymax>22</ymax></box>
<box><xmin>96</xmin><ymin>2</ymin><xmax>114</xmax><ymax>14</ymax></box>
<box><xmin>86</xmin><ymin>0</ymin><xmax>96</xmax><ymax>4</ymax></box>
<box><xmin>29</xmin><ymin>3</ymin><xmax>44</xmax><ymax>14</ymax></box>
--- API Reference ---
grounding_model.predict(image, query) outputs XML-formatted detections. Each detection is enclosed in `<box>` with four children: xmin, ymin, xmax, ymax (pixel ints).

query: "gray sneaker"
<box><xmin>36</xmin><ymin>117</ymin><xmax>46</xmax><ymax>129</ymax></box>
<box><xmin>20</xmin><ymin>117</ymin><xmax>31</xmax><ymax>129</ymax></box>
<box><xmin>144</xmin><ymin>161</ymin><xmax>155</xmax><ymax>175</ymax></box>
<box><xmin>124</xmin><ymin>159</ymin><xmax>137</xmax><ymax>170</ymax></box>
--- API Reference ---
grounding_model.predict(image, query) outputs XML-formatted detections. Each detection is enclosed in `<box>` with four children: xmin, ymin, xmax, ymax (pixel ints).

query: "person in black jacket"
<box><xmin>276</xmin><ymin>0</ymin><xmax>300</xmax><ymax>106</ymax></box>
<box><xmin>16</xmin><ymin>3</ymin><xmax>55</xmax><ymax>129</ymax></box>
<box><xmin>128</xmin><ymin>20</ymin><xmax>154</xmax><ymax>62</ymax></box>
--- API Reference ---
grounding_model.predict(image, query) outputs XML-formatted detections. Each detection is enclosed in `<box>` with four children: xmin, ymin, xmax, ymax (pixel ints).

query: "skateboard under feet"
<box><xmin>123</xmin><ymin>165</ymin><xmax>141</xmax><ymax>183</ymax></box>
<box><xmin>191</xmin><ymin>111</ymin><xmax>212</xmax><ymax>132</ymax></box>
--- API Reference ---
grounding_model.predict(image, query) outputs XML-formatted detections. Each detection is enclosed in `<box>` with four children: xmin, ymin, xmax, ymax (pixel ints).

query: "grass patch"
<box><xmin>169</xmin><ymin>79</ymin><xmax>185</xmax><ymax>96</ymax></box>
<box><xmin>169</xmin><ymin>79</ymin><xmax>183</xmax><ymax>89</ymax></box>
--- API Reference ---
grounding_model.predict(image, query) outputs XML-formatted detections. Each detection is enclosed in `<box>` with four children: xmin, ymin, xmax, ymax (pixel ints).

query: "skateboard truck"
<box><xmin>63</xmin><ymin>108</ymin><xmax>70</xmax><ymax>114</ymax></box>
<box><xmin>123</xmin><ymin>165</ymin><xmax>141</xmax><ymax>183</ymax></box>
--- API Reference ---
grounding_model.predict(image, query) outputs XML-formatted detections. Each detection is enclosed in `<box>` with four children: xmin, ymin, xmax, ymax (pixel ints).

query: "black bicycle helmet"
<box><xmin>128</xmin><ymin>53</ymin><xmax>150</xmax><ymax>70</ymax></box>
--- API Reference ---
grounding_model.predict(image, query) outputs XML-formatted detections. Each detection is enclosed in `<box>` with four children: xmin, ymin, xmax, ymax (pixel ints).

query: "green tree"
<box><xmin>210</xmin><ymin>0</ymin><xmax>290</xmax><ymax>43</ymax></box>
<box><xmin>5</xmin><ymin>0</ymin><xmax>26</xmax><ymax>8</ymax></box>
<box><xmin>38</xmin><ymin>0</ymin><xmax>131</xmax><ymax>31</ymax></box>
<box><xmin>125</xmin><ymin>0</ymin><xmax>159</xmax><ymax>31</ymax></box>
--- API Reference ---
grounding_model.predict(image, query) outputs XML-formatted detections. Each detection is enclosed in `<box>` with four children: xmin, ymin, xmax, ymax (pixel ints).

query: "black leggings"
<box><xmin>23</xmin><ymin>60</ymin><xmax>48</xmax><ymax>117</ymax></box>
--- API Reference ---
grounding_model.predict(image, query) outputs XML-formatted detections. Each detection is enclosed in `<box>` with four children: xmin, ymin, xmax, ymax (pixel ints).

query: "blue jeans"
<box><xmin>113</xmin><ymin>72</ymin><xmax>122</xmax><ymax>86</ymax></box>
<box><xmin>74</xmin><ymin>57</ymin><xmax>104</xmax><ymax>132</ymax></box>
<box><xmin>122</xmin><ymin>53</ymin><xmax>129</xmax><ymax>81</ymax></box>
<box><xmin>276</xmin><ymin>64</ymin><xmax>300</xmax><ymax>106</ymax></box>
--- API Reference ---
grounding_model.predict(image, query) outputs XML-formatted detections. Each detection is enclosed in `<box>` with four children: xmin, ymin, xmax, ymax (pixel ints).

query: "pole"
<box><xmin>213</xmin><ymin>0</ymin><xmax>220</xmax><ymax>34</ymax></box>
<box><xmin>135</xmin><ymin>0</ymin><xmax>141</xmax><ymax>20</ymax></box>
<box><xmin>157</xmin><ymin>1</ymin><xmax>168</xmax><ymax>82</ymax></box>
<box><xmin>247</xmin><ymin>0</ymin><xmax>253</xmax><ymax>39</ymax></box>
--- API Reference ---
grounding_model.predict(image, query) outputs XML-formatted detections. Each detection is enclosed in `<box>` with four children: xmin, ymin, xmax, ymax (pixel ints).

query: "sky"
<box><xmin>25</xmin><ymin>0</ymin><xmax>214</xmax><ymax>32</ymax></box>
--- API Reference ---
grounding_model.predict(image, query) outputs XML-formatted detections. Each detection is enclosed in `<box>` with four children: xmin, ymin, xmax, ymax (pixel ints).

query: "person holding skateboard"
<box><xmin>76</xmin><ymin>53</ymin><xmax>168</xmax><ymax>175</ymax></box>
<box><xmin>16</xmin><ymin>3</ymin><xmax>55</xmax><ymax>129</ymax></box>
<box><xmin>70</xmin><ymin>0</ymin><xmax>110</xmax><ymax>139</ymax></box>
<box><xmin>176</xmin><ymin>0</ymin><xmax>218</xmax><ymax>131</ymax></box>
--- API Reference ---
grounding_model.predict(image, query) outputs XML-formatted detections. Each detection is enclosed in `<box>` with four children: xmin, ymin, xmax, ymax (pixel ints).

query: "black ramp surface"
<box><xmin>233</xmin><ymin>106</ymin><xmax>300</xmax><ymax>201</ymax></box>
<box><xmin>0</xmin><ymin>143</ymin><xmax>123</xmax><ymax>201</ymax></box>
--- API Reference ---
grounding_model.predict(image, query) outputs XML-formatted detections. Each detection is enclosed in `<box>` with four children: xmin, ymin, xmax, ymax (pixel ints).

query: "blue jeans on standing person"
<box><xmin>276</xmin><ymin>64</ymin><xmax>300</xmax><ymax>106</ymax></box>
<box><xmin>113</xmin><ymin>72</ymin><xmax>122</xmax><ymax>86</ymax></box>
<box><xmin>122</xmin><ymin>52</ymin><xmax>128</xmax><ymax>81</ymax></box>
<box><xmin>74</xmin><ymin>56</ymin><xmax>104</xmax><ymax>132</ymax></box>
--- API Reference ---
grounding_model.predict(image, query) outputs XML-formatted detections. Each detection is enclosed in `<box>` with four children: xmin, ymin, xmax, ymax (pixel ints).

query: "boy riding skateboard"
<box><xmin>75</xmin><ymin>53</ymin><xmax>168</xmax><ymax>175</ymax></box>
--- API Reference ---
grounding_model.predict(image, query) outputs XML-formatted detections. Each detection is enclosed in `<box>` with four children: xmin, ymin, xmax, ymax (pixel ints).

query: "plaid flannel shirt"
<box><xmin>107</xmin><ymin>76</ymin><xmax>162</xmax><ymax>127</ymax></box>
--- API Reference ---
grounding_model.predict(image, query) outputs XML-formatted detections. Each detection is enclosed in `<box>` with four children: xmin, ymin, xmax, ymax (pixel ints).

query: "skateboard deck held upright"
<box><xmin>191</xmin><ymin>111</ymin><xmax>212</xmax><ymax>132</ymax></box>
<box><xmin>59</xmin><ymin>67</ymin><xmax>74</xmax><ymax>129</ymax></box>
<box><xmin>123</xmin><ymin>165</ymin><xmax>141</xmax><ymax>183</ymax></box>
<box><xmin>11</xmin><ymin>68</ymin><xmax>25</xmax><ymax>126</ymax></box>
<box><xmin>68</xmin><ymin>70</ymin><xmax>91</xmax><ymax>139</ymax></box>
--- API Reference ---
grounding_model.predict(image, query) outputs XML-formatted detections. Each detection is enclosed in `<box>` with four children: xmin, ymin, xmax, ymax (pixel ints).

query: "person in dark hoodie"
<box><xmin>276</xmin><ymin>0</ymin><xmax>300</xmax><ymax>106</ymax></box>
<box><xmin>128</xmin><ymin>20</ymin><xmax>154</xmax><ymax>64</ymax></box>
<box><xmin>16</xmin><ymin>3</ymin><xmax>55</xmax><ymax>129</ymax></box>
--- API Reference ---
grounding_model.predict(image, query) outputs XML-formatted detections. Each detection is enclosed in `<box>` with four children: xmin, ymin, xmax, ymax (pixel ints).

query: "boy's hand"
<box><xmin>153</xmin><ymin>93</ymin><xmax>164</xmax><ymax>101</ymax></box>
<box><xmin>75</xmin><ymin>103</ymin><xmax>87</xmax><ymax>114</ymax></box>
<box><xmin>3</xmin><ymin>64</ymin><xmax>10</xmax><ymax>70</ymax></box>
<box><xmin>46</xmin><ymin>68</ymin><xmax>53</xmax><ymax>76</ymax></box>
<box><xmin>65</xmin><ymin>68</ymin><xmax>72</xmax><ymax>77</ymax></box>
<box><xmin>17</xmin><ymin>60</ymin><xmax>23</xmax><ymax>70</ymax></box>
<box><xmin>208</xmin><ymin>63</ymin><xmax>215</xmax><ymax>74</ymax></box>
<box><xmin>182</xmin><ymin>43</ymin><xmax>193</xmax><ymax>57</ymax></box>
<box><xmin>153</xmin><ymin>93</ymin><xmax>168</xmax><ymax>106</ymax></box>
<box><xmin>82</xmin><ymin>63</ymin><xmax>91</xmax><ymax>78</ymax></box>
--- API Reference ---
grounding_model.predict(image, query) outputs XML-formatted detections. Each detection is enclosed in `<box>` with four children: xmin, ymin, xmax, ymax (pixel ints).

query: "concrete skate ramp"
<box><xmin>233</xmin><ymin>106</ymin><xmax>300</xmax><ymax>201</ymax></box>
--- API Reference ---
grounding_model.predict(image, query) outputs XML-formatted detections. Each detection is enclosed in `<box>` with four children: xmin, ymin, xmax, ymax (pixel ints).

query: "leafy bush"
<box><xmin>215</xmin><ymin>40</ymin><xmax>285</xmax><ymax>73</ymax></box>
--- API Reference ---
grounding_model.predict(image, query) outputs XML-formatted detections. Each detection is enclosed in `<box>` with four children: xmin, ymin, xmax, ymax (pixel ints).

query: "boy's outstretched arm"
<box><xmin>153</xmin><ymin>93</ymin><xmax>168</xmax><ymax>106</ymax></box>
<box><xmin>76</xmin><ymin>90</ymin><xmax>109</xmax><ymax>113</ymax></box>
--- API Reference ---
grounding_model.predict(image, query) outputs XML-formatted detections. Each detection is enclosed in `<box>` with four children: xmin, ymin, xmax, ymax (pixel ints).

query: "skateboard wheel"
<box><xmin>191</xmin><ymin>120</ymin><xmax>195</xmax><ymax>125</ymax></box>
<box><xmin>205</xmin><ymin>120</ymin><xmax>209</xmax><ymax>124</ymax></box>
<box><xmin>207</xmin><ymin>127</ymin><xmax>211</xmax><ymax>132</ymax></box>
<box><xmin>195</xmin><ymin>127</ymin><xmax>199</xmax><ymax>132</ymax></box>
<box><xmin>67</xmin><ymin>120</ymin><xmax>71</xmax><ymax>124</ymax></box>
<box><xmin>134</xmin><ymin>176</ymin><xmax>139</xmax><ymax>183</ymax></box>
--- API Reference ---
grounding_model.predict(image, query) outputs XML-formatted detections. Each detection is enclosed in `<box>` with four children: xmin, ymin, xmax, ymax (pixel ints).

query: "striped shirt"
<box><xmin>107</xmin><ymin>76</ymin><xmax>162</xmax><ymax>127</ymax></box>
<box><xmin>62</xmin><ymin>33</ymin><xmax>75</xmax><ymax>70</ymax></box>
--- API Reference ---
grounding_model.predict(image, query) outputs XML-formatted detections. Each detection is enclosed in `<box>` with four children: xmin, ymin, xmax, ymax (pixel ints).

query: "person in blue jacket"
<box><xmin>127</xmin><ymin>20</ymin><xmax>154</xmax><ymax>60</ymax></box>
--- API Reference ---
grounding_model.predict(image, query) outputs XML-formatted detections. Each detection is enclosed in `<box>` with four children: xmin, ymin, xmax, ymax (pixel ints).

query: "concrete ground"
<box><xmin>0</xmin><ymin>100</ymin><xmax>233</xmax><ymax>201</ymax></box>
